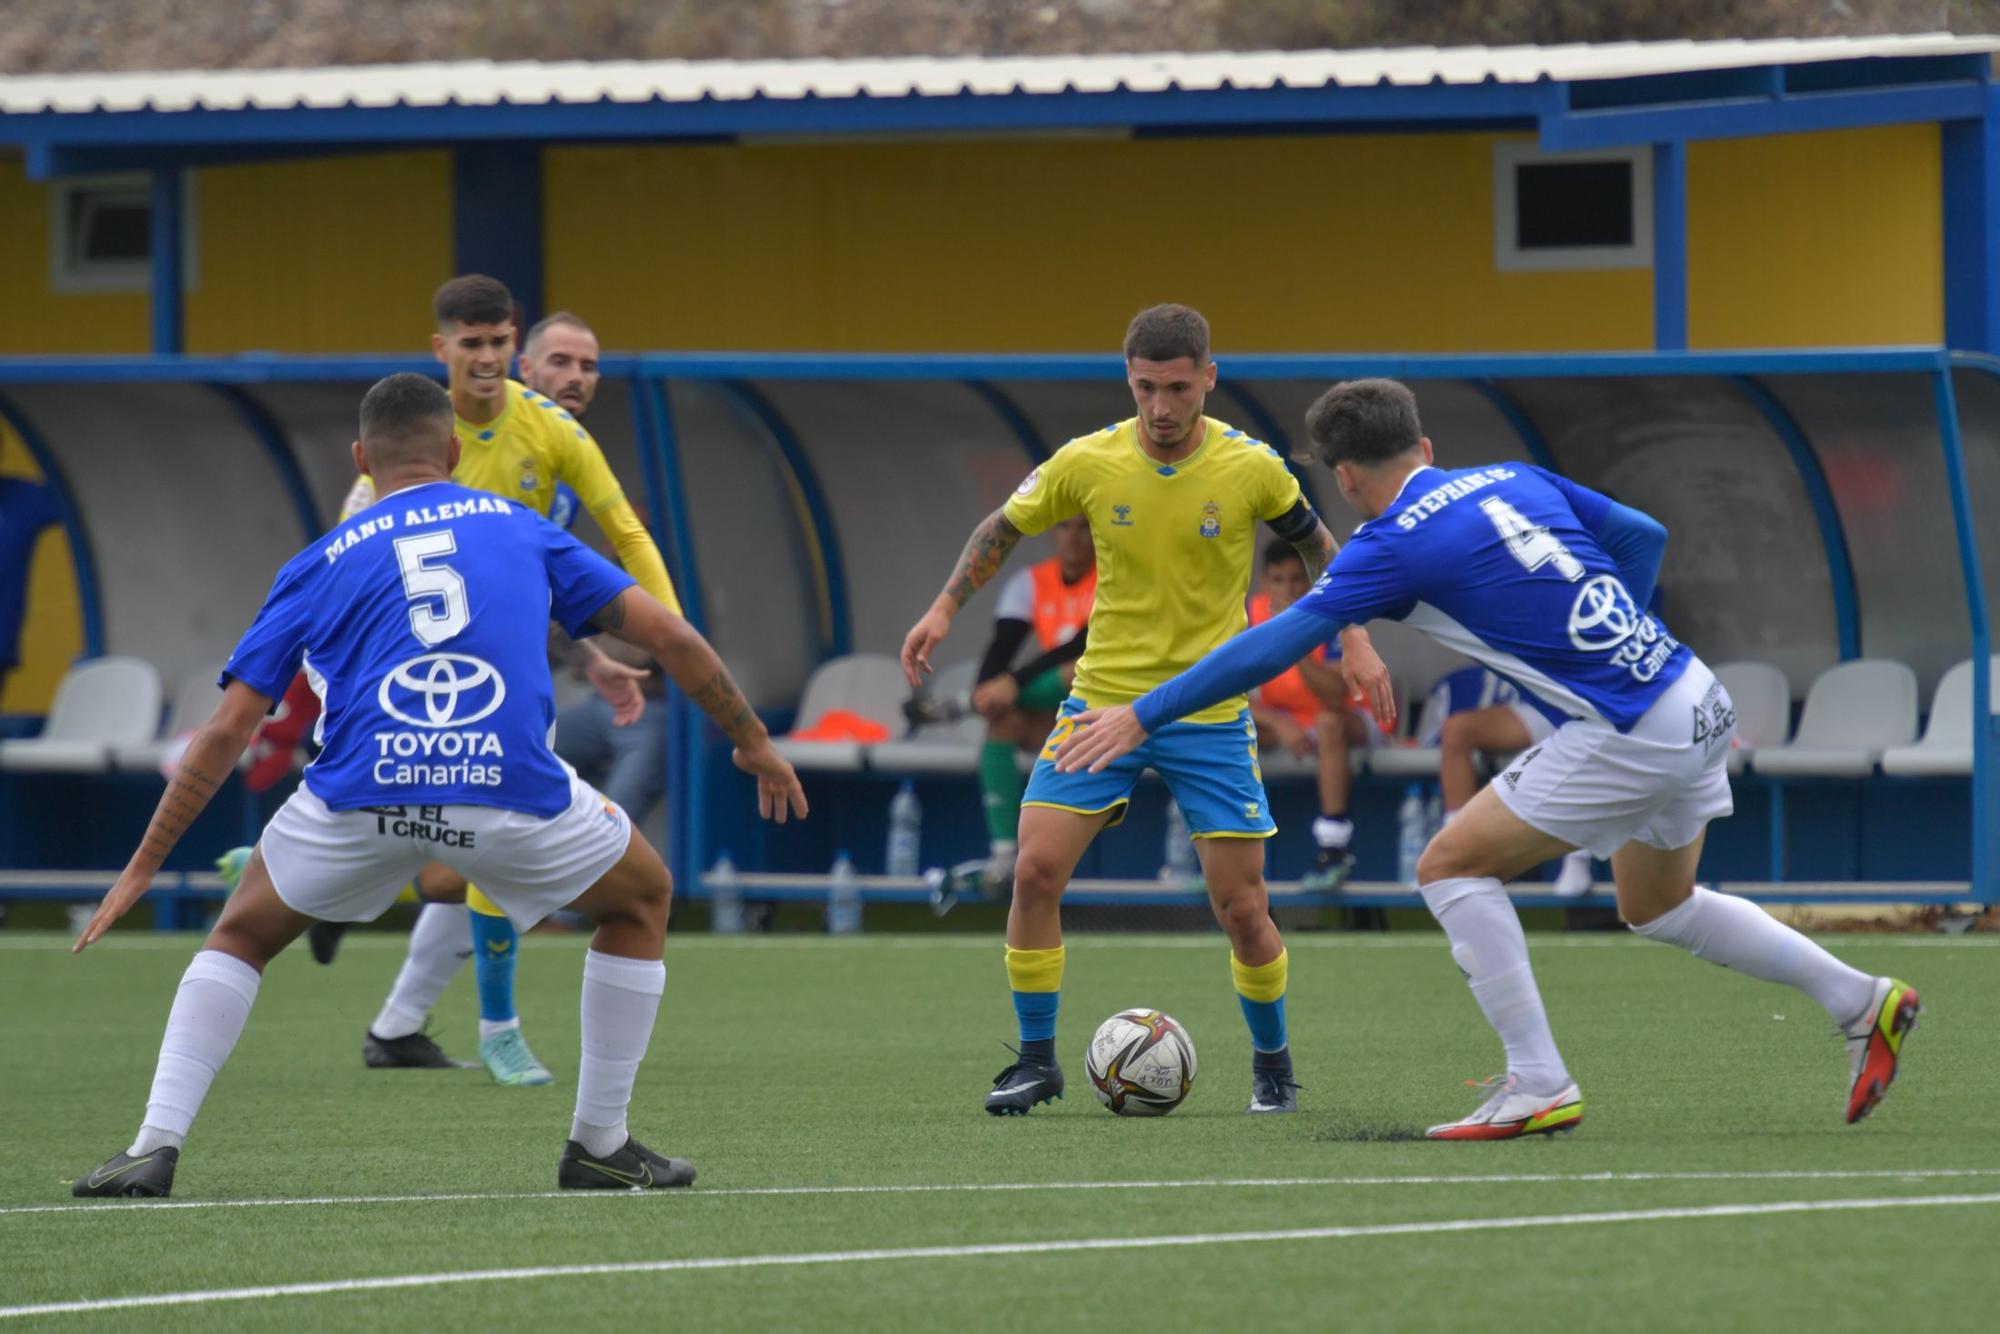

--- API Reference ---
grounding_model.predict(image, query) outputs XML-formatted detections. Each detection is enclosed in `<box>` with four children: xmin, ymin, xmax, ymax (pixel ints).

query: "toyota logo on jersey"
<box><xmin>378</xmin><ymin>653</ymin><xmax>507</xmax><ymax>727</ymax></box>
<box><xmin>1566</xmin><ymin>575</ymin><xmax>1642</xmax><ymax>653</ymax></box>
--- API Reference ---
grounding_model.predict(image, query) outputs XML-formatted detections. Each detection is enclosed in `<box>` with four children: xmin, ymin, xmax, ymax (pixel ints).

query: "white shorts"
<box><xmin>1493</xmin><ymin>659</ymin><xmax>1736</xmax><ymax>860</ymax></box>
<box><xmin>260</xmin><ymin>765</ymin><xmax>634</xmax><ymax>931</ymax></box>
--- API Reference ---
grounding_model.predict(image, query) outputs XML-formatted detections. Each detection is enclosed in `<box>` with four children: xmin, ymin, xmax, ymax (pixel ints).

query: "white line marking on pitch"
<box><xmin>11</xmin><ymin>1167</ymin><xmax>2000</xmax><ymax>1219</ymax></box>
<box><xmin>4</xmin><ymin>1192</ymin><xmax>1997</xmax><ymax>1319</ymax></box>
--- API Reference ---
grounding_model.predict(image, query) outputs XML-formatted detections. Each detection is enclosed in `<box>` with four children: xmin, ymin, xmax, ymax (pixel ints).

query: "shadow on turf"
<box><xmin>1307</xmin><ymin>1120</ymin><xmax>1427</xmax><ymax>1142</ymax></box>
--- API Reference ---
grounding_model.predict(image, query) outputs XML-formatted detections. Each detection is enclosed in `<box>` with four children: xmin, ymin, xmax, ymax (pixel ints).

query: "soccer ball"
<box><xmin>1086</xmin><ymin>1009</ymin><xmax>1196</xmax><ymax>1116</ymax></box>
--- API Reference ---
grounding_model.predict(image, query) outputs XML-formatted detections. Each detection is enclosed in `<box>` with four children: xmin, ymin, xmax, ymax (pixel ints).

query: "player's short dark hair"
<box><xmin>524</xmin><ymin>310</ymin><xmax>595</xmax><ymax>355</ymax></box>
<box><xmin>1123</xmin><ymin>304</ymin><xmax>1210</xmax><ymax>365</ymax></box>
<box><xmin>1304</xmin><ymin>378</ymin><xmax>1424</xmax><ymax>468</ymax></box>
<box><xmin>1263</xmin><ymin>538</ymin><xmax>1305</xmax><ymax>570</ymax></box>
<box><xmin>433</xmin><ymin>274</ymin><xmax>515</xmax><ymax>329</ymax></box>
<box><xmin>359</xmin><ymin>373</ymin><xmax>452</xmax><ymax>455</ymax></box>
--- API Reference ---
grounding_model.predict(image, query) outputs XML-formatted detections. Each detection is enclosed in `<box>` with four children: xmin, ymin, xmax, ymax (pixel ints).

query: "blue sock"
<box><xmin>1012</xmin><ymin>991</ymin><xmax>1058</xmax><ymax>1065</ymax></box>
<box><xmin>1237</xmin><ymin>994</ymin><xmax>1288</xmax><ymax>1055</ymax></box>
<box><xmin>470</xmin><ymin>911</ymin><xmax>519</xmax><ymax>1027</ymax></box>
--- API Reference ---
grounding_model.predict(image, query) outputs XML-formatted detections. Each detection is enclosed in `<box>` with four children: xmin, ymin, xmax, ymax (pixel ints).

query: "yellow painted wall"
<box><xmin>0</xmin><ymin>126</ymin><xmax>1957</xmax><ymax>359</ymax></box>
<box><xmin>185</xmin><ymin>151</ymin><xmax>453</xmax><ymax>353</ymax></box>
<box><xmin>0</xmin><ymin>156</ymin><xmax>150</xmax><ymax>354</ymax></box>
<box><xmin>0</xmin><ymin>151</ymin><xmax>452</xmax><ymax>356</ymax></box>
<box><xmin>1688</xmin><ymin>124</ymin><xmax>1942</xmax><ymax>348</ymax></box>
<box><xmin>0</xmin><ymin>421</ymin><xmax>83</xmax><ymax>715</ymax></box>
<box><xmin>545</xmin><ymin>133</ymin><xmax>1653</xmax><ymax>353</ymax></box>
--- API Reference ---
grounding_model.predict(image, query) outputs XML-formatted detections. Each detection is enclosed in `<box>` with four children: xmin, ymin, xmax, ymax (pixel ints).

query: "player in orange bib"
<box><xmin>963</xmin><ymin>515</ymin><xmax>1096</xmax><ymax>895</ymax></box>
<box><xmin>1244</xmin><ymin>540</ymin><xmax>1388</xmax><ymax>891</ymax></box>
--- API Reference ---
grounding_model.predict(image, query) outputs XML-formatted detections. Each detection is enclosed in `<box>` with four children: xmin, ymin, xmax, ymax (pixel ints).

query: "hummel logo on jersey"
<box><xmin>1112</xmin><ymin>504</ymin><xmax>1134</xmax><ymax>526</ymax></box>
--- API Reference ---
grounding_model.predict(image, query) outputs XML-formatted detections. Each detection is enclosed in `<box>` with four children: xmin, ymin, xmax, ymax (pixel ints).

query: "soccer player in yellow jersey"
<box><xmin>902</xmin><ymin>305</ymin><xmax>1393</xmax><ymax>1115</ymax></box>
<box><xmin>340</xmin><ymin>277</ymin><xmax>684</xmax><ymax>1087</ymax></box>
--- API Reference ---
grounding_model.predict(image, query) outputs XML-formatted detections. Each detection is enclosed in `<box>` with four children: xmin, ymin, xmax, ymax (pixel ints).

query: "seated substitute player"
<box><xmin>901</xmin><ymin>304</ymin><xmax>1393</xmax><ymax>1117</ymax></box>
<box><xmin>1430</xmin><ymin>667</ymin><xmax>1595</xmax><ymax>896</ymax></box>
<box><xmin>963</xmin><ymin>513</ymin><xmax>1096</xmax><ymax>895</ymax></box>
<box><xmin>334</xmin><ymin>289</ymin><xmax>677</xmax><ymax>1088</ymax></box>
<box><xmin>1057</xmin><ymin>377</ymin><xmax>1919</xmax><ymax>1138</ymax></box>
<box><xmin>70</xmin><ymin>374</ymin><xmax>805</xmax><ymax>1199</ymax></box>
<box><xmin>1245</xmin><ymin>539</ymin><xmax>1385</xmax><ymax>891</ymax></box>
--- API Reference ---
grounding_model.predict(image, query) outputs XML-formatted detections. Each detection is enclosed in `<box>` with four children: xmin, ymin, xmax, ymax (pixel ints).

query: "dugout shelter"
<box><xmin>3</xmin><ymin>37</ymin><xmax>2000</xmax><ymax>910</ymax></box>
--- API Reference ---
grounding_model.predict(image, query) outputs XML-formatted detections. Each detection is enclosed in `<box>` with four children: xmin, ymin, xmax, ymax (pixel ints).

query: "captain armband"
<box><xmin>1266</xmin><ymin>497</ymin><xmax>1322</xmax><ymax>546</ymax></box>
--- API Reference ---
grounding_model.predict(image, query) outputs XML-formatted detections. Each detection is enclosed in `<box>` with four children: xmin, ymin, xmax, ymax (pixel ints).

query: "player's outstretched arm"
<box><xmin>901</xmin><ymin>506</ymin><xmax>1025</xmax><ymax>687</ymax></box>
<box><xmin>75</xmin><ymin>681</ymin><xmax>271</xmax><ymax>952</ymax></box>
<box><xmin>589</xmin><ymin>588</ymin><xmax>808</xmax><ymax>824</ymax></box>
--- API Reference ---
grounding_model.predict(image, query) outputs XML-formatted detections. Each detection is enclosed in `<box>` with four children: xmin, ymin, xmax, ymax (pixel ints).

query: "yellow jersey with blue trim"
<box><xmin>1002</xmin><ymin>416</ymin><xmax>1303</xmax><ymax>725</ymax></box>
<box><xmin>451</xmin><ymin>380</ymin><xmax>625</xmax><ymax>519</ymax></box>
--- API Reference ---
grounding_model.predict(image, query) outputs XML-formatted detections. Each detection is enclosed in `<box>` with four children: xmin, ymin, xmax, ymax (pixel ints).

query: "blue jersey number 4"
<box><xmin>1480</xmin><ymin>496</ymin><xmax>1584</xmax><ymax>582</ymax></box>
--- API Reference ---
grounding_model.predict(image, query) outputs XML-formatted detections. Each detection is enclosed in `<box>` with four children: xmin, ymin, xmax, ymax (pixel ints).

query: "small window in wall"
<box><xmin>1494</xmin><ymin>143</ymin><xmax>1651</xmax><ymax>272</ymax></box>
<box><xmin>48</xmin><ymin>173</ymin><xmax>199</xmax><ymax>293</ymax></box>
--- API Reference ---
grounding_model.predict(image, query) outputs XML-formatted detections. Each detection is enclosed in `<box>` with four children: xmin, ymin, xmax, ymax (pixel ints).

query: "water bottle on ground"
<box><xmin>1159</xmin><ymin>797</ymin><xmax>1198</xmax><ymax>886</ymax></box>
<box><xmin>827</xmin><ymin>851</ymin><xmax>863</xmax><ymax>935</ymax></box>
<box><xmin>709</xmin><ymin>851</ymin><xmax>743</xmax><ymax>936</ymax></box>
<box><xmin>1396</xmin><ymin>784</ymin><xmax>1427</xmax><ymax>888</ymax></box>
<box><xmin>886</xmin><ymin>781</ymin><xmax>922</xmax><ymax>878</ymax></box>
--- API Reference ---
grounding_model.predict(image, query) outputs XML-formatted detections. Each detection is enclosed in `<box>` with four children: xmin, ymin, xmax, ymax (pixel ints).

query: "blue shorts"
<box><xmin>1022</xmin><ymin>696</ymin><xmax>1277</xmax><ymax>838</ymax></box>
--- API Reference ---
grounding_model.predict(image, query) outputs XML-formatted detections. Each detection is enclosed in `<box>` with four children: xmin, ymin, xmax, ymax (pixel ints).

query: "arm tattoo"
<box><xmin>686</xmin><ymin>667</ymin><xmax>761</xmax><ymax>745</ymax></box>
<box><xmin>941</xmin><ymin>509</ymin><xmax>1024</xmax><ymax>610</ymax></box>
<box><xmin>1292</xmin><ymin>520</ymin><xmax>1338</xmax><ymax>581</ymax></box>
<box><xmin>588</xmin><ymin>591</ymin><xmax>628</xmax><ymax>635</ymax></box>
<box><xmin>133</xmin><ymin>748</ymin><xmax>226</xmax><ymax>870</ymax></box>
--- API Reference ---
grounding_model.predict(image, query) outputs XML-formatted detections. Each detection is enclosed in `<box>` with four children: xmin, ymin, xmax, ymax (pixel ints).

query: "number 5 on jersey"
<box><xmin>394</xmin><ymin>531</ymin><xmax>470</xmax><ymax>645</ymax></box>
<box><xmin>1481</xmin><ymin>496</ymin><xmax>1584</xmax><ymax>582</ymax></box>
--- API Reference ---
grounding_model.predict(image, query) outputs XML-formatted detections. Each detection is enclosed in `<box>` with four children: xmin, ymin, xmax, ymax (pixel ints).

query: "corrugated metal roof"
<box><xmin>1</xmin><ymin>33</ymin><xmax>1994</xmax><ymax>116</ymax></box>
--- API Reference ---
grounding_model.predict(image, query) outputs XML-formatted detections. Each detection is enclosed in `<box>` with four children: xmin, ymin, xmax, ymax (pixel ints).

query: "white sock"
<box><xmin>1555</xmin><ymin>850</ymin><xmax>1594</xmax><ymax>892</ymax></box>
<box><xmin>1312</xmin><ymin>816</ymin><xmax>1353</xmax><ymax>850</ymax></box>
<box><xmin>1630</xmin><ymin>887</ymin><xmax>1877</xmax><ymax>1025</ymax></box>
<box><xmin>478</xmin><ymin>1017</ymin><xmax>522</xmax><ymax>1040</ymax></box>
<box><xmin>128</xmin><ymin>950</ymin><xmax>261</xmax><ymax>1157</ymax></box>
<box><xmin>372</xmin><ymin>903</ymin><xmax>472</xmax><ymax>1040</ymax></box>
<box><xmin>1420</xmin><ymin>876</ymin><xmax>1571</xmax><ymax>1093</ymax></box>
<box><xmin>989</xmin><ymin>838</ymin><xmax>1017</xmax><ymax>859</ymax></box>
<box><xmin>570</xmin><ymin>950</ymin><xmax>666</xmax><ymax>1158</ymax></box>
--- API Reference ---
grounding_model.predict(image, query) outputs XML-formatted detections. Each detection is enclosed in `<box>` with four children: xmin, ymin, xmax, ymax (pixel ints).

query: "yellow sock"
<box><xmin>1006</xmin><ymin>945</ymin><xmax>1064</xmax><ymax>1046</ymax></box>
<box><xmin>1005</xmin><ymin>945</ymin><xmax>1065</xmax><ymax>994</ymax></box>
<box><xmin>467</xmin><ymin>885</ymin><xmax>506</xmax><ymax>917</ymax></box>
<box><xmin>1230</xmin><ymin>948</ymin><xmax>1288</xmax><ymax>1003</ymax></box>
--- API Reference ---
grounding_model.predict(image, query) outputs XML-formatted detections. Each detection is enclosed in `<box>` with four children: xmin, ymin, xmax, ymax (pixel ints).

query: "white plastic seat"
<box><xmin>1749</xmin><ymin>659</ymin><xmax>1917</xmax><ymax>777</ymax></box>
<box><xmin>770</xmin><ymin>653</ymin><xmax>910</xmax><ymax>772</ymax></box>
<box><xmin>1712</xmin><ymin>661</ymin><xmax>1791</xmax><ymax>775</ymax></box>
<box><xmin>1881</xmin><ymin>656</ymin><xmax>1998</xmax><ymax>777</ymax></box>
<box><xmin>111</xmin><ymin>665</ymin><xmax>229</xmax><ymax>773</ymax></box>
<box><xmin>0</xmin><ymin>656</ymin><xmax>165</xmax><ymax>774</ymax></box>
<box><xmin>870</xmin><ymin>661</ymin><xmax>985</xmax><ymax>774</ymax></box>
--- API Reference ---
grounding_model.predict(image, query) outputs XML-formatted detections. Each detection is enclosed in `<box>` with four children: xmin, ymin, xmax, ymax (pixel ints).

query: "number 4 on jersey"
<box><xmin>1480</xmin><ymin>496</ymin><xmax>1584</xmax><ymax>582</ymax></box>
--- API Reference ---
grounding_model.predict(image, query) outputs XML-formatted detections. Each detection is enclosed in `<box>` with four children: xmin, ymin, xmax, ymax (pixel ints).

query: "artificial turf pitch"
<box><xmin>2</xmin><ymin>927</ymin><xmax>1994</xmax><ymax>1330</ymax></box>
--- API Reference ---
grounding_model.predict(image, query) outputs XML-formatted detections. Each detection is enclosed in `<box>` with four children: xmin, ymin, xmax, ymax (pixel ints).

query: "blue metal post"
<box><xmin>211</xmin><ymin>385</ymin><xmax>322</xmax><ymax>541</ymax></box>
<box><xmin>627</xmin><ymin>375</ymin><xmax>705</xmax><ymax>898</ymax></box>
<box><xmin>715</xmin><ymin>380</ymin><xmax>852</xmax><ymax>660</ymax></box>
<box><xmin>1467</xmin><ymin>379</ymin><xmax>1560</xmax><ymax>472</ymax></box>
<box><xmin>1932</xmin><ymin>367</ymin><xmax>1997</xmax><ymax>902</ymax></box>
<box><xmin>1942</xmin><ymin>89</ymin><xmax>2000</xmax><ymax>354</ymax></box>
<box><xmin>1732</xmin><ymin>376</ymin><xmax>1862</xmax><ymax>660</ymax></box>
<box><xmin>149</xmin><ymin>169</ymin><xmax>184</xmax><ymax>355</ymax></box>
<box><xmin>1652</xmin><ymin>141</ymin><xmax>1688</xmax><ymax>352</ymax></box>
<box><xmin>452</xmin><ymin>145</ymin><xmax>544</xmax><ymax>320</ymax></box>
